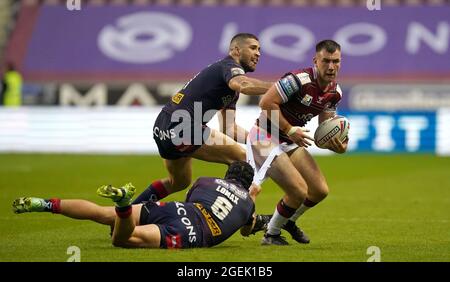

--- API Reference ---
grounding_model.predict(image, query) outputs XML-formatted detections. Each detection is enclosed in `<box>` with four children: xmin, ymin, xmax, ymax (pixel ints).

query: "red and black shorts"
<box><xmin>139</xmin><ymin>201</ymin><xmax>207</xmax><ymax>249</ymax></box>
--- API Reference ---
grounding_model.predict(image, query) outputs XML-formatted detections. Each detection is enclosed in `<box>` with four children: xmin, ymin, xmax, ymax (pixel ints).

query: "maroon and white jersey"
<box><xmin>257</xmin><ymin>67</ymin><xmax>342</xmax><ymax>143</ymax></box>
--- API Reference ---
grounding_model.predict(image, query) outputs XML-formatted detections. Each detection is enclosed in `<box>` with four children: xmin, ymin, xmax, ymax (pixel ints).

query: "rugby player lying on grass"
<box><xmin>12</xmin><ymin>161</ymin><xmax>268</xmax><ymax>249</ymax></box>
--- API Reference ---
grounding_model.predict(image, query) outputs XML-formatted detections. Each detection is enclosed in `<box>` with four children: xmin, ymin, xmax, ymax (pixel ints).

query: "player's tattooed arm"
<box><xmin>228</xmin><ymin>75</ymin><xmax>273</xmax><ymax>96</ymax></box>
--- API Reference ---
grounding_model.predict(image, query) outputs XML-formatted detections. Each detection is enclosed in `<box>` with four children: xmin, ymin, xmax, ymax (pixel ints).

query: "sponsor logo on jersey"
<box><xmin>278</xmin><ymin>75</ymin><xmax>300</xmax><ymax>99</ymax></box>
<box><xmin>222</xmin><ymin>95</ymin><xmax>234</xmax><ymax>106</ymax></box>
<box><xmin>230</xmin><ymin>67</ymin><xmax>245</xmax><ymax>77</ymax></box>
<box><xmin>153</xmin><ymin>127</ymin><xmax>176</xmax><ymax>140</ymax></box>
<box><xmin>172</xmin><ymin>93</ymin><xmax>184</xmax><ymax>104</ymax></box>
<box><xmin>194</xmin><ymin>203</ymin><xmax>222</xmax><ymax>236</ymax></box>
<box><xmin>301</xmin><ymin>94</ymin><xmax>313</xmax><ymax>106</ymax></box>
<box><xmin>317</xmin><ymin>96</ymin><xmax>325</xmax><ymax>104</ymax></box>
<box><xmin>295</xmin><ymin>72</ymin><xmax>311</xmax><ymax>85</ymax></box>
<box><xmin>175</xmin><ymin>202</ymin><xmax>197</xmax><ymax>243</ymax></box>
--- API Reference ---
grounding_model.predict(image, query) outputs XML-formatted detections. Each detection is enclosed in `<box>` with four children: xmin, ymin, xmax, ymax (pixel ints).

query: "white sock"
<box><xmin>289</xmin><ymin>204</ymin><xmax>311</xmax><ymax>222</ymax></box>
<box><xmin>267</xmin><ymin>208</ymin><xmax>289</xmax><ymax>235</ymax></box>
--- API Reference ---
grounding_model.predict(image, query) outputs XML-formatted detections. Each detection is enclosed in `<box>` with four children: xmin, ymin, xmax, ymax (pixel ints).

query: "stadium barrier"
<box><xmin>0</xmin><ymin>107</ymin><xmax>448</xmax><ymax>155</ymax></box>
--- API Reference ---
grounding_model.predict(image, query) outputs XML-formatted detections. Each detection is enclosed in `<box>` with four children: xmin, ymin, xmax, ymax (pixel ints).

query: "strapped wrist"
<box><xmin>287</xmin><ymin>126</ymin><xmax>297</xmax><ymax>136</ymax></box>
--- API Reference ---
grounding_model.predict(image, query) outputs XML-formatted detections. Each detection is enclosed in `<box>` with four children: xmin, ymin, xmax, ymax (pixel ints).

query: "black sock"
<box><xmin>132</xmin><ymin>180</ymin><xmax>168</xmax><ymax>204</ymax></box>
<box><xmin>42</xmin><ymin>199</ymin><xmax>53</xmax><ymax>212</ymax></box>
<box><xmin>132</xmin><ymin>185</ymin><xmax>155</xmax><ymax>204</ymax></box>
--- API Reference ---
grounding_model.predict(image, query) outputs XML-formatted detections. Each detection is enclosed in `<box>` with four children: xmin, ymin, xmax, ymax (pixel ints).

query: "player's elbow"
<box><xmin>258</xmin><ymin>97</ymin><xmax>267</xmax><ymax>108</ymax></box>
<box><xmin>312</xmin><ymin>182</ymin><xmax>329</xmax><ymax>202</ymax></box>
<box><xmin>317</xmin><ymin>187</ymin><xmax>329</xmax><ymax>201</ymax></box>
<box><xmin>259</xmin><ymin>97</ymin><xmax>274</xmax><ymax>111</ymax></box>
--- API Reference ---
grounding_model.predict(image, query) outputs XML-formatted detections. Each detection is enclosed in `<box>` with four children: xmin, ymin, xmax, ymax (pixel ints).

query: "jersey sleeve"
<box><xmin>275</xmin><ymin>72</ymin><xmax>311</xmax><ymax>103</ymax></box>
<box><xmin>222</xmin><ymin>61</ymin><xmax>245</xmax><ymax>84</ymax></box>
<box><xmin>249</xmin><ymin>205</ymin><xmax>255</xmax><ymax>222</ymax></box>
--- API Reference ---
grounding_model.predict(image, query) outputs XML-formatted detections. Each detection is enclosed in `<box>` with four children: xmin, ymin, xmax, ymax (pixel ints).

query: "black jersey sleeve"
<box><xmin>222</xmin><ymin>60</ymin><xmax>245</xmax><ymax>84</ymax></box>
<box><xmin>247</xmin><ymin>205</ymin><xmax>256</xmax><ymax>224</ymax></box>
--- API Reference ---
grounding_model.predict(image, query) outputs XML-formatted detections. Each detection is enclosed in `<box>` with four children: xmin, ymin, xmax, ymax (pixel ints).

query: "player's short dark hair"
<box><xmin>316</xmin><ymin>40</ymin><xmax>341</xmax><ymax>53</ymax></box>
<box><xmin>224</xmin><ymin>161</ymin><xmax>254</xmax><ymax>190</ymax></box>
<box><xmin>230</xmin><ymin>33</ymin><xmax>259</xmax><ymax>45</ymax></box>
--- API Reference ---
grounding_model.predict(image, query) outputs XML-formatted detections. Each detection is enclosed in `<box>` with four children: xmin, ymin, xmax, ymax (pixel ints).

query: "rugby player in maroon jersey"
<box><xmin>246</xmin><ymin>40</ymin><xmax>348</xmax><ymax>245</ymax></box>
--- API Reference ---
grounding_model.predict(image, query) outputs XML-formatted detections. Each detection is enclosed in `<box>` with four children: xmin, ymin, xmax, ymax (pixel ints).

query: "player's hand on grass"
<box><xmin>240</xmin><ymin>215</ymin><xmax>256</xmax><ymax>237</ymax></box>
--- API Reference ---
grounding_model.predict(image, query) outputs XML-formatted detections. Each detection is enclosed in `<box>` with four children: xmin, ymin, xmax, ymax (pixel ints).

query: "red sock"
<box><xmin>115</xmin><ymin>206</ymin><xmax>132</xmax><ymax>218</ymax></box>
<box><xmin>49</xmin><ymin>198</ymin><xmax>61</xmax><ymax>214</ymax></box>
<box><xmin>303</xmin><ymin>198</ymin><xmax>318</xmax><ymax>207</ymax></box>
<box><xmin>152</xmin><ymin>180</ymin><xmax>169</xmax><ymax>199</ymax></box>
<box><xmin>276</xmin><ymin>199</ymin><xmax>297</xmax><ymax>218</ymax></box>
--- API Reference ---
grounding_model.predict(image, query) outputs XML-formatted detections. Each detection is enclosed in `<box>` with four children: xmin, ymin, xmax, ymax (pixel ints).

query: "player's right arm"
<box><xmin>228</xmin><ymin>75</ymin><xmax>273</xmax><ymax>96</ymax></box>
<box><xmin>239</xmin><ymin>215</ymin><xmax>257</xmax><ymax>237</ymax></box>
<box><xmin>259</xmin><ymin>85</ymin><xmax>314</xmax><ymax>147</ymax></box>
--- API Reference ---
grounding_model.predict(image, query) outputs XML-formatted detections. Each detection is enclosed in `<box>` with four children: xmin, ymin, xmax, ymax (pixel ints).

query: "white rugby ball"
<box><xmin>314</xmin><ymin>115</ymin><xmax>350</xmax><ymax>149</ymax></box>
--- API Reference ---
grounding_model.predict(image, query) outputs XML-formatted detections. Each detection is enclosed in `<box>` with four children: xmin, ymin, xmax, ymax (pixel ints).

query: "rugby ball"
<box><xmin>314</xmin><ymin>116</ymin><xmax>350</xmax><ymax>149</ymax></box>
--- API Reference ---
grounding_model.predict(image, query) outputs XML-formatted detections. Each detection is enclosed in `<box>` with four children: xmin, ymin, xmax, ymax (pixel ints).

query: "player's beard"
<box><xmin>240</xmin><ymin>61</ymin><xmax>255</xmax><ymax>73</ymax></box>
<box><xmin>239</xmin><ymin>55</ymin><xmax>257</xmax><ymax>72</ymax></box>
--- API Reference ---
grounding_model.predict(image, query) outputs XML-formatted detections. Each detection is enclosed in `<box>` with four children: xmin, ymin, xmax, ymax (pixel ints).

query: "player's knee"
<box><xmin>287</xmin><ymin>185</ymin><xmax>308</xmax><ymax>204</ymax></box>
<box><xmin>315</xmin><ymin>182</ymin><xmax>329</xmax><ymax>201</ymax></box>
<box><xmin>319</xmin><ymin>186</ymin><xmax>329</xmax><ymax>200</ymax></box>
<box><xmin>296</xmin><ymin>189</ymin><xmax>308</xmax><ymax>203</ymax></box>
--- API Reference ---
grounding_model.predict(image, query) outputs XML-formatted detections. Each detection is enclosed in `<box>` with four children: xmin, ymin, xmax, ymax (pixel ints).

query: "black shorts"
<box><xmin>153</xmin><ymin>110</ymin><xmax>211</xmax><ymax>160</ymax></box>
<box><xmin>139</xmin><ymin>201</ymin><xmax>207</xmax><ymax>249</ymax></box>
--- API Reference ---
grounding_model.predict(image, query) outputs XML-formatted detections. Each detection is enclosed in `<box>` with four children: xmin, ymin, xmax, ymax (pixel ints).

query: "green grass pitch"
<box><xmin>0</xmin><ymin>153</ymin><xmax>449</xmax><ymax>262</ymax></box>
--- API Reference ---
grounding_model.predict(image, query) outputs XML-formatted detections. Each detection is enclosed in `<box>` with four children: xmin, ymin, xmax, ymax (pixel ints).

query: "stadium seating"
<box><xmin>0</xmin><ymin>0</ymin><xmax>14</xmax><ymax>63</ymax></box>
<box><xmin>18</xmin><ymin>0</ymin><xmax>450</xmax><ymax>6</ymax></box>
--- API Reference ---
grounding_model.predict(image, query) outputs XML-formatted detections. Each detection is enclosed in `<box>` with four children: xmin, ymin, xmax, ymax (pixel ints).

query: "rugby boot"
<box><xmin>261</xmin><ymin>232</ymin><xmax>289</xmax><ymax>246</ymax></box>
<box><xmin>97</xmin><ymin>183</ymin><xmax>136</xmax><ymax>207</ymax></box>
<box><xmin>12</xmin><ymin>197</ymin><xmax>48</xmax><ymax>213</ymax></box>
<box><xmin>250</xmin><ymin>214</ymin><xmax>271</xmax><ymax>235</ymax></box>
<box><xmin>282</xmin><ymin>220</ymin><xmax>310</xmax><ymax>244</ymax></box>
